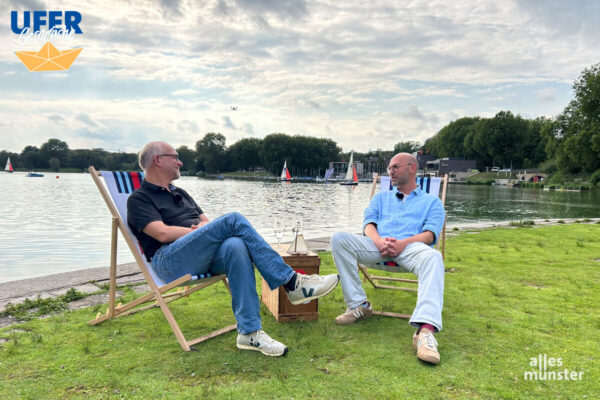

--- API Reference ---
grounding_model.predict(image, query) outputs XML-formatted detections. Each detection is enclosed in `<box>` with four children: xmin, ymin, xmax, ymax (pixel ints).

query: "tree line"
<box><xmin>0</xmin><ymin>134</ymin><xmax>344</xmax><ymax>176</ymax></box>
<box><xmin>423</xmin><ymin>63</ymin><xmax>600</xmax><ymax>179</ymax></box>
<box><xmin>2</xmin><ymin>63</ymin><xmax>599</xmax><ymax>180</ymax></box>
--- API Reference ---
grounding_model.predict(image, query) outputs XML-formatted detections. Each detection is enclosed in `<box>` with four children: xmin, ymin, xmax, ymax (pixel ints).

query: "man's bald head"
<box><xmin>388</xmin><ymin>152</ymin><xmax>418</xmax><ymax>191</ymax></box>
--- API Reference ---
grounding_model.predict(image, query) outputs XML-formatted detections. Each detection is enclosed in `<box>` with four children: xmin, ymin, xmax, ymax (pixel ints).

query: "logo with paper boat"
<box><xmin>15</xmin><ymin>41</ymin><xmax>82</xmax><ymax>72</ymax></box>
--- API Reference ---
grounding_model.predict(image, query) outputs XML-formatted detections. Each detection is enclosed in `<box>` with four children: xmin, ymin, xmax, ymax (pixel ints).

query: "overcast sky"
<box><xmin>1</xmin><ymin>0</ymin><xmax>599</xmax><ymax>154</ymax></box>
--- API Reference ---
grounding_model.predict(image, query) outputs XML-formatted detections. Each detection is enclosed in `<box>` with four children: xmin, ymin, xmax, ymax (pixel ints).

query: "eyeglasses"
<box><xmin>157</xmin><ymin>153</ymin><xmax>181</xmax><ymax>162</ymax></box>
<box><xmin>387</xmin><ymin>162</ymin><xmax>414</xmax><ymax>172</ymax></box>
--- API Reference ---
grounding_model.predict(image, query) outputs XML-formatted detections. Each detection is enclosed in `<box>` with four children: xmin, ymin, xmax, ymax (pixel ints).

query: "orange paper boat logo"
<box><xmin>15</xmin><ymin>41</ymin><xmax>82</xmax><ymax>71</ymax></box>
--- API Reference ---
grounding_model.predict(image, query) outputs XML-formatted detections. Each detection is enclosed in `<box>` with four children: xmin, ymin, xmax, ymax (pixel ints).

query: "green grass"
<box><xmin>1</xmin><ymin>225</ymin><xmax>599</xmax><ymax>399</ymax></box>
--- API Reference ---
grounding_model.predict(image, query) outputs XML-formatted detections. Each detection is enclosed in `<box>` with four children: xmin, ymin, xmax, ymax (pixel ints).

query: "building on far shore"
<box><xmin>426</xmin><ymin>157</ymin><xmax>478</xmax><ymax>176</ymax></box>
<box><xmin>329</xmin><ymin>160</ymin><xmax>364</xmax><ymax>179</ymax></box>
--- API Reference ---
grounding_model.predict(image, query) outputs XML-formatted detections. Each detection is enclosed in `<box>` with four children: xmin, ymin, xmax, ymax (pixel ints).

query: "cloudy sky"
<box><xmin>1</xmin><ymin>0</ymin><xmax>599</xmax><ymax>154</ymax></box>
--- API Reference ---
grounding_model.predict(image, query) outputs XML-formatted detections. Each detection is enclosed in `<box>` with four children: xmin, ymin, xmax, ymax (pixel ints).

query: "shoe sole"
<box><xmin>417</xmin><ymin>353</ymin><xmax>440</xmax><ymax>364</ymax></box>
<box><xmin>334</xmin><ymin>312</ymin><xmax>372</xmax><ymax>325</ymax></box>
<box><xmin>237</xmin><ymin>344</ymin><xmax>288</xmax><ymax>357</ymax></box>
<box><xmin>289</xmin><ymin>275</ymin><xmax>339</xmax><ymax>305</ymax></box>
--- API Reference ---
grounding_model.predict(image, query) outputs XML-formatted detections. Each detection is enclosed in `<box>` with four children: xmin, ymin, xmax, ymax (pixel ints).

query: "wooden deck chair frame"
<box><xmin>88</xmin><ymin>166</ymin><xmax>236</xmax><ymax>351</ymax></box>
<box><xmin>357</xmin><ymin>173</ymin><xmax>448</xmax><ymax>319</ymax></box>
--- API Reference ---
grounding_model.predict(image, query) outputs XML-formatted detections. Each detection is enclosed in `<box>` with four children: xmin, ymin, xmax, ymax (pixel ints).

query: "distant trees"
<box><xmin>257</xmin><ymin>134</ymin><xmax>341</xmax><ymax>176</ymax></box>
<box><xmin>423</xmin><ymin>63</ymin><xmax>600</xmax><ymax>175</ymax></box>
<box><xmin>544</xmin><ymin>63</ymin><xmax>600</xmax><ymax>174</ymax></box>
<box><xmin>393</xmin><ymin>141</ymin><xmax>421</xmax><ymax>154</ymax></box>
<box><xmin>40</xmin><ymin>138</ymin><xmax>69</xmax><ymax>168</ymax></box>
<box><xmin>423</xmin><ymin>112</ymin><xmax>548</xmax><ymax>170</ymax></box>
<box><xmin>175</xmin><ymin>145</ymin><xmax>196</xmax><ymax>172</ymax></box>
<box><xmin>228</xmin><ymin>138</ymin><xmax>262</xmax><ymax>171</ymax></box>
<box><xmin>1</xmin><ymin>134</ymin><xmax>342</xmax><ymax>176</ymax></box>
<box><xmin>195</xmin><ymin>133</ymin><xmax>227</xmax><ymax>173</ymax></box>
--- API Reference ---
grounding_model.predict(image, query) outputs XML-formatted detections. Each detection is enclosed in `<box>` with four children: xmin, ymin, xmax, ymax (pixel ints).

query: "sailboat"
<box><xmin>340</xmin><ymin>152</ymin><xmax>358</xmax><ymax>185</ymax></box>
<box><xmin>4</xmin><ymin>157</ymin><xmax>14</xmax><ymax>173</ymax></box>
<box><xmin>317</xmin><ymin>167</ymin><xmax>334</xmax><ymax>183</ymax></box>
<box><xmin>279</xmin><ymin>160</ymin><xmax>292</xmax><ymax>181</ymax></box>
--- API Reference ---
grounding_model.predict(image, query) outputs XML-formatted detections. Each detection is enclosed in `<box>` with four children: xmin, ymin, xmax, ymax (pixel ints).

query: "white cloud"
<box><xmin>0</xmin><ymin>0</ymin><xmax>597</xmax><ymax>153</ymax></box>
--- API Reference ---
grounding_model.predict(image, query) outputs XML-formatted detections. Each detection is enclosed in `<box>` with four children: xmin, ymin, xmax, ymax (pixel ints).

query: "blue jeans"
<box><xmin>151</xmin><ymin>212</ymin><xmax>295</xmax><ymax>335</ymax></box>
<box><xmin>331</xmin><ymin>232</ymin><xmax>444</xmax><ymax>331</ymax></box>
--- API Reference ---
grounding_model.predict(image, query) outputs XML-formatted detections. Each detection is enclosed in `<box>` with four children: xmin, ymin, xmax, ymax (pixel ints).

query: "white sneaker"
<box><xmin>236</xmin><ymin>330</ymin><xmax>288</xmax><ymax>357</ymax></box>
<box><xmin>413</xmin><ymin>328</ymin><xmax>440</xmax><ymax>364</ymax></box>
<box><xmin>285</xmin><ymin>273</ymin><xmax>339</xmax><ymax>305</ymax></box>
<box><xmin>334</xmin><ymin>301</ymin><xmax>373</xmax><ymax>325</ymax></box>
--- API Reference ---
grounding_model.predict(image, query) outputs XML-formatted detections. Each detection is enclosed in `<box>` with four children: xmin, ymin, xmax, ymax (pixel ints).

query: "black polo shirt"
<box><xmin>127</xmin><ymin>179</ymin><xmax>203</xmax><ymax>261</ymax></box>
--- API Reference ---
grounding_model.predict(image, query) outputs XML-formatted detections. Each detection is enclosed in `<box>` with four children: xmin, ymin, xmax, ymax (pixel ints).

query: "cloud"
<box><xmin>222</xmin><ymin>115</ymin><xmax>236</xmax><ymax>130</ymax></box>
<box><xmin>243</xmin><ymin>122</ymin><xmax>255</xmax><ymax>135</ymax></box>
<box><xmin>74</xmin><ymin>113</ymin><xmax>101</xmax><ymax>129</ymax></box>
<box><xmin>401</xmin><ymin>106</ymin><xmax>426</xmax><ymax>121</ymax></box>
<box><xmin>537</xmin><ymin>88</ymin><xmax>556</xmax><ymax>103</ymax></box>
<box><xmin>176</xmin><ymin>119</ymin><xmax>199</xmax><ymax>133</ymax></box>
<box><xmin>47</xmin><ymin>113</ymin><xmax>66</xmax><ymax>123</ymax></box>
<box><xmin>172</xmin><ymin>89</ymin><xmax>198</xmax><ymax>96</ymax></box>
<box><xmin>0</xmin><ymin>1</ymin><xmax>596</xmax><ymax>153</ymax></box>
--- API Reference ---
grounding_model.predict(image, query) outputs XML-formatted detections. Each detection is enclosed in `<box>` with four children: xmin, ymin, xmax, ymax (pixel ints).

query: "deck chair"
<box><xmin>88</xmin><ymin>166</ymin><xmax>236</xmax><ymax>351</ymax></box>
<box><xmin>358</xmin><ymin>173</ymin><xmax>448</xmax><ymax>319</ymax></box>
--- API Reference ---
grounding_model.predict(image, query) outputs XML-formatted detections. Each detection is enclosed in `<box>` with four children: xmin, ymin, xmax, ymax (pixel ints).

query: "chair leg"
<box><xmin>358</xmin><ymin>264</ymin><xmax>381</xmax><ymax>288</ymax></box>
<box><xmin>222</xmin><ymin>277</ymin><xmax>232</xmax><ymax>295</ymax></box>
<box><xmin>372</xmin><ymin>310</ymin><xmax>411</xmax><ymax>319</ymax></box>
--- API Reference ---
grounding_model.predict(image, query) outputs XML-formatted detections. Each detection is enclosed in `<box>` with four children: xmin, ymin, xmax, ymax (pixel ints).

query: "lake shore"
<box><xmin>1</xmin><ymin>217</ymin><xmax>595</xmax><ymax>330</ymax></box>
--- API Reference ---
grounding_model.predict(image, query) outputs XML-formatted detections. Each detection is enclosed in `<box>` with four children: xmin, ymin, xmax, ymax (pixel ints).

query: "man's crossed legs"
<box><xmin>152</xmin><ymin>212</ymin><xmax>339</xmax><ymax>356</ymax></box>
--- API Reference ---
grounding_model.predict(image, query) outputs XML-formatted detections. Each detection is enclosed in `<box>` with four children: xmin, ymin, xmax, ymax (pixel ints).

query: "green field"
<box><xmin>1</xmin><ymin>224</ymin><xmax>598</xmax><ymax>399</ymax></box>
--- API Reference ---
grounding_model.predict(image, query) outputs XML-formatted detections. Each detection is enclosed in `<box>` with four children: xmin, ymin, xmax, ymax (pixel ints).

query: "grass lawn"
<box><xmin>1</xmin><ymin>224</ymin><xmax>599</xmax><ymax>399</ymax></box>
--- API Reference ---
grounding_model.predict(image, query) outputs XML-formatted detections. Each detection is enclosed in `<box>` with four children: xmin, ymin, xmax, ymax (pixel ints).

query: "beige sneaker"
<box><xmin>412</xmin><ymin>328</ymin><xmax>440</xmax><ymax>364</ymax></box>
<box><xmin>334</xmin><ymin>301</ymin><xmax>373</xmax><ymax>325</ymax></box>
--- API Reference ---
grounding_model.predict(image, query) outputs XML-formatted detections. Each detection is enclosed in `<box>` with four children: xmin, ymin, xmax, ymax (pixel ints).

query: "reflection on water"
<box><xmin>0</xmin><ymin>173</ymin><xmax>598</xmax><ymax>283</ymax></box>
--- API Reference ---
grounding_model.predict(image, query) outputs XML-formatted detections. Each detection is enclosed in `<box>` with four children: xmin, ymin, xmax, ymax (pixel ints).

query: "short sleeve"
<box><xmin>127</xmin><ymin>192</ymin><xmax>163</xmax><ymax>233</ymax></box>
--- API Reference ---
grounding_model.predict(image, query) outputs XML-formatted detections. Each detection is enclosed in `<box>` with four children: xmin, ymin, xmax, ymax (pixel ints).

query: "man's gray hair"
<box><xmin>139</xmin><ymin>142</ymin><xmax>164</xmax><ymax>170</ymax></box>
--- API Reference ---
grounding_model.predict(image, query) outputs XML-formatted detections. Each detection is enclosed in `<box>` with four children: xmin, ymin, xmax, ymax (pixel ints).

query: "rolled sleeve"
<box><xmin>362</xmin><ymin>194</ymin><xmax>381</xmax><ymax>232</ymax></box>
<box><xmin>421</xmin><ymin>198</ymin><xmax>445</xmax><ymax>245</ymax></box>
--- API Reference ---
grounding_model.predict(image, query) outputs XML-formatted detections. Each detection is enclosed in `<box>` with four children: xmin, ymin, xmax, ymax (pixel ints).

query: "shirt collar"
<box><xmin>142</xmin><ymin>179</ymin><xmax>177</xmax><ymax>192</ymax></box>
<box><xmin>395</xmin><ymin>186</ymin><xmax>422</xmax><ymax>198</ymax></box>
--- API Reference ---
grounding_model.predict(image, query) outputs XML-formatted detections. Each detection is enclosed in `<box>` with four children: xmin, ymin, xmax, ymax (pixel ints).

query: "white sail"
<box><xmin>4</xmin><ymin>157</ymin><xmax>13</xmax><ymax>172</ymax></box>
<box><xmin>280</xmin><ymin>161</ymin><xmax>288</xmax><ymax>179</ymax></box>
<box><xmin>344</xmin><ymin>152</ymin><xmax>354</xmax><ymax>181</ymax></box>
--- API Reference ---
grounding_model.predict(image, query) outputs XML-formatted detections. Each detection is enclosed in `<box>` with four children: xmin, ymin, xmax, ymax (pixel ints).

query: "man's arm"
<box><xmin>143</xmin><ymin>213</ymin><xmax>210</xmax><ymax>243</ymax></box>
<box><xmin>143</xmin><ymin>221</ymin><xmax>194</xmax><ymax>243</ymax></box>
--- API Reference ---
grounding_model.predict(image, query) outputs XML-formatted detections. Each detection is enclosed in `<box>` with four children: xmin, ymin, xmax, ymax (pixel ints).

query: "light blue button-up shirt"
<box><xmin>362</xmin><ymin>187</ymin><xmax>445</xmax><ymax>245</ymax></box>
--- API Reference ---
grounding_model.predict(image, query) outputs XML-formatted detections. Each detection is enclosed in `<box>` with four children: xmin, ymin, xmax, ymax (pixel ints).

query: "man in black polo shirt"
<box><xmin>127</xmin><ymin>141</ymin><xmax>339</xmax><ymax>357</ymax></box>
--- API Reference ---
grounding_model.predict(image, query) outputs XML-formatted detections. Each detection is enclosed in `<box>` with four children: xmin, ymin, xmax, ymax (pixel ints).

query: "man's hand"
<box><xmin>379</xmin><ymin>237</ymin><xmax>409</xmax><ymax>257</ymax></box>
<box><xmin>190</xmin><ymin>220</ymin><xmax>210</xmax><ymax>230</ymax></box>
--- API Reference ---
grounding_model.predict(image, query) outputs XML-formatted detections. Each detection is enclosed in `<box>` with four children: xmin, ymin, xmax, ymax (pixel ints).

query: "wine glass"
<box><xmin>273</xmin><ymin>218</ymin><xmax>285</xmax><ymax>250</ymax></box>
<box><xmin>292</xmin><ymin>216</ymin><xmax>303</xmax><ymax>235</ymax></box>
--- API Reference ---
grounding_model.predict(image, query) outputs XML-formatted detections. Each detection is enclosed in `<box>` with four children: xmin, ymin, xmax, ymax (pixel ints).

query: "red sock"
<box><xmin>420</xmin><ymin>323</ymin><xmax>435</xmax><ymax>333</ymax></box>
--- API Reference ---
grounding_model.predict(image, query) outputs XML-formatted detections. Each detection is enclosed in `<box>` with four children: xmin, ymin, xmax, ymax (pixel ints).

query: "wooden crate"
<box><xmin>261</xmin><ymin>250</ymin><xmax>321</xmax><ymax>322</ymax></box>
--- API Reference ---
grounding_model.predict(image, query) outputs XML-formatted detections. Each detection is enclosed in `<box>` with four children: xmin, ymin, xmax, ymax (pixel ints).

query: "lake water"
<box><xmin>1</xmin><ymin>172</ymin><xmax>599</xmax><ymax>283</ymax></box>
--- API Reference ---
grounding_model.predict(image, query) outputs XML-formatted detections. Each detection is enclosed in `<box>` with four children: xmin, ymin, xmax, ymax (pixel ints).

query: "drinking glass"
<box><xmin>273</xmin><ymin>218</ymin><xmax>285</xmax><ymax>250</ymax></box>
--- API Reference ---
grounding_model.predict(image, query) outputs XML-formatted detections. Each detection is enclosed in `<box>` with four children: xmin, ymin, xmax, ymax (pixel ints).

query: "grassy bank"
<box><xmin>1</xmin><ymin>224</ymin><xmax>599</xmax><ymax>399</ymax></box>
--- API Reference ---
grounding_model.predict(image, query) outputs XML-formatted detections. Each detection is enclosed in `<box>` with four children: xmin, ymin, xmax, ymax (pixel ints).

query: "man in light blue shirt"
<box><xmin>331</xmin><ymin>153</ymin><xmax>445</xmax><ymax>364</ymax></box>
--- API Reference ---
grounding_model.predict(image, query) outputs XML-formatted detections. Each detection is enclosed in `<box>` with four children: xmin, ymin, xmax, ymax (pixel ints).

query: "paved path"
<box><xmin>0</xmin><ymin>218</ymin><xmax>592</xmax><ymax>329</ymax></box>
